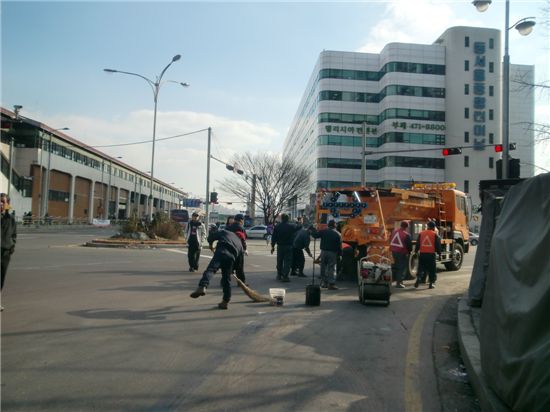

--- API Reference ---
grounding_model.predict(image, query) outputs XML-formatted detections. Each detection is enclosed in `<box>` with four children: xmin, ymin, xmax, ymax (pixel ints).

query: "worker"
<box><xmin>226</xmin><ymin>213</ymin><xmax>248</xmax><ymax>284</ymax></box>
<box><xmin>190</xmin><ymin>226</ymin><xmax>244</xmax><ymax>310</ymax></box>
<box><xmin>271</xmin><ymin>213</ymin><xmax>298</xmax><ymax>282</ymax></box>
<box><xmin>309</xmin><ymin>220</ymin><xmax>342</xmax><ymax>290</ymax></box>
<box><xmin>390</xmin><ymin>221</ymin><xmax>413</xmax><ymax>288</ymax></box>
<box><xmin>414</xmin><ymin>220</ymin><xmax>442</xmax><ymax>289</ymax></box>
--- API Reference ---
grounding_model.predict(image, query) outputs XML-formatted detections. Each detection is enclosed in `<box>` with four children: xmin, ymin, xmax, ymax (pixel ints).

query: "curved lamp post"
<box><xmin>473</xmin><ymin>0</ymin><xmax>535</xmax><ymax>178</ymax></box>
<box><xmin>104</xmin><ymin>55</ymin><xmax>189</xmax><ymax>220</ymax></box>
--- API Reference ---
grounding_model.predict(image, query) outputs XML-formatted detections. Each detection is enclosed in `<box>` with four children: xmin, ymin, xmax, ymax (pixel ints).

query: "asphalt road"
<box><xmin>1</xmin><ymin>229</ymin><xmax>478</xmax><ymax>411</ymax></box>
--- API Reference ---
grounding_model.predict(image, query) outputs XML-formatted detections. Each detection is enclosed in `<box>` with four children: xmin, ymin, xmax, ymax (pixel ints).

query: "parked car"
<box><xmin>469</xmin><ymin>231</ymin><xmax>479</xmax><ymax>246</ymax></box>
<box><xmin>246</xmin><ymin>225</ymin><xmax>268</xmax><ymax>239</ymax></box>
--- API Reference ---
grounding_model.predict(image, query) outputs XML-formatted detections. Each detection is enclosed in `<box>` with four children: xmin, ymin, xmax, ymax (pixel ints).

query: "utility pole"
<box><xmin>250</xmin><ymin>173</ymin><xmax>257</xmax><ymax>220</ymax></box>
<box><xmin>205</xmin><ymin>127</ymin><xmax>212</xmax><ymax>226</ymax></box>
<box><xmin>361</xmin><ymin>121</ymin><xmax>367</xmax><ymax>187</ymax></box>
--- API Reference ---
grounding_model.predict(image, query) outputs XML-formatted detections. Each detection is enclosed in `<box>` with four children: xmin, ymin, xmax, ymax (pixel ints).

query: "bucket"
<box><xmin>269</xmin><ymin>288</ymin><xmax>286</xmax><ymax>306</ymax></box>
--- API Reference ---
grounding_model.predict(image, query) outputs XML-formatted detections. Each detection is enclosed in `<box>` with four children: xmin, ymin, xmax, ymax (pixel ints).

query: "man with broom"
<box><xmin>190</xmin><ymin>225</ymin><xmax>244</xmax><ymax>309</ymax></box>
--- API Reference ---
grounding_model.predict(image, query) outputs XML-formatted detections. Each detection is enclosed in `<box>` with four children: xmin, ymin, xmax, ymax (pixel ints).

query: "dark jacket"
<box><xmin>1</xmin><ymin>211</ymin><xmax>17</xmax><ymax>252</ymax></box>
<box><xmin>208</xmin><ymin>229</ymin><xmax>243</xmax><ymax>258</ymax></box>
<box><xmin>271</xmin><ymin>221</ymin><xmax>298</xmax><ymax>247</ymax></box>
<box><xmin>226</xmin><ymin>222</ymin><xmax>247</xmax><ymax>251</ymax></box>
<box><xmin>310</xmin><ymin>227</ymin><xmax>342</xmax><ymax>253</ymax></box>
<box><xmin>293</xmin><ymin>228</ymin><xmax>311</xmax><ymax>250</ymax></box>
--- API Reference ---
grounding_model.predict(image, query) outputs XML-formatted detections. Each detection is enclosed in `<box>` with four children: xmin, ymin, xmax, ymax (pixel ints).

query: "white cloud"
<box><xmin>356</xmin><ymin>0</ymin><xmax>482</xmax><ymax>53</ymax></box>
<box><xmin>25</xmin><ymin>109</ymin><xmax>280</xmax><ymax>199</ymax></box>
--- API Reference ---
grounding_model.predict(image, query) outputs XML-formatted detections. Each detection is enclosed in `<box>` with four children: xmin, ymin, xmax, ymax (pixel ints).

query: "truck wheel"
<box><xmin>407</xmin><ymin>253</ymin><xmax>419</xmax><ymax>279</ymax></box>
<box><xmin>444</xmin><ymin>243</ymin><xmax>464</xmax><ymax>271</ymax></box>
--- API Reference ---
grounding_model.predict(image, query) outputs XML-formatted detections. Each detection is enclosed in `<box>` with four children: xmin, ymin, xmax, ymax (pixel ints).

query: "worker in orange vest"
<box><xmin>390</xmin><ymin>221</ymin><xmax>413</xmax><ymax>288</ymax></box>
<box><xmin>414</xmin><ymin>220</ymin><xmax>442</xmax><ymax>289</ymax></box>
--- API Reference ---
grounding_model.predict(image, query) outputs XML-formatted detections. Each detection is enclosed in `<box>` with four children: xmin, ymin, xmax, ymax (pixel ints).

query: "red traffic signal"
<box><xmin>494</xmin><ymin>143</ymin><xmax>516</xmax><ymax>152</ymax></box>
<box><xmin>442</xmin><ymin>147</ymin><xmax>462</xmax><ymax>156</ymax></box>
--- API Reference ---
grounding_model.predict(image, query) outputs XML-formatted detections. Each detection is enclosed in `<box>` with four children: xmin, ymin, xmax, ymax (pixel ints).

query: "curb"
<box><xmin>457</xmin><ymin>294</ymin><xmax>510</xmax><ymax>412</ymax></box>
<box><xmin>84</xmin><ymin>241</ymin><xmax>186</xmax><ymax>249</ymax></box>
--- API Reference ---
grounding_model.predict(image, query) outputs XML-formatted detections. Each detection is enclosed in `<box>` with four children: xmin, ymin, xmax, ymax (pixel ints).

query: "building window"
<box><xmin>465</xmin><ymin>36</ymin><xmax>470</xmax><ymax>47</ymax></box>
<box><xmin>464</xmin><ymin>180</ymin><xmax>470</xmax><ymax>193</ymax></box>
<box><xmin>489</xmin><ymin>62</ymin><xmax>494</xmax><ymax>73</ymax></box>
<box><xmin>464</xmin><ymin>155</ymin><xmax>470</xmax><ymax>167</ymax></box>
<box><xmin>464</xmin><ymin>131</ymin><xmax>470</xmax><ymax>143</ymax></box>
<box><xmin>489</xmin><ymin>157</ymin><xmax>494</xmax><ymax>169</ymax></box>
<box><xmin>489</xmin><ymin>133</ymin><xmax>494</xmax><ymax>144</ymax></box>
<box><xmin>489</xmin><ymin>109</ymin><xmax>494</xmax><ymax>120</ymax></box>
<box><xmin>464</xmin><ymin>84</ymin><xmax>469</xmax><ymax>95</ymax></box>
<box><xmin>464</xmin><ymin>60</ymin><xmax>470</xmax><ymax>71</ymax></box>
<box><xmin>489</xmin><ymin>38</ymin><xmax>494</xmax><ymax>49</ymax></box>
<box><xmin>489</xmin><ymin>85</ymin><xmax>494</xmax><ymax>96</ymax></box>
<box><xmin>465</xmin><ymin>108</ymin><xmax>470</xmax><ymax>119</ymax></box>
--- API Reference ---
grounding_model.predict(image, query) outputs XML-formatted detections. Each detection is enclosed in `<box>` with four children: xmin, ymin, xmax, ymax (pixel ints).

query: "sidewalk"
<box><xmin>457</xmin><ymin>295</ymin><xmax>511</xmax><ymax>412</ymax></box>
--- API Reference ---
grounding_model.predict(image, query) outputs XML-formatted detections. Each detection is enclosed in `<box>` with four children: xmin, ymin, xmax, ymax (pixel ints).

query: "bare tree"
<box><xmin>511</xmin><ymin>1</ymin><xmax>550</xmax><ymax>147</ymax></box>
<box><xmin>219</xmin><ymin>152</ymin><xmax>311</xmax><ymax>224</ymax></box>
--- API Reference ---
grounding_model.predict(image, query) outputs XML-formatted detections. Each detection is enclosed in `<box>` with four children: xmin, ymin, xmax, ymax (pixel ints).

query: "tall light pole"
<box><xmin>42</xmin><ymin>127</ymin><xmax>69</xmax><ymax>222</ymax></box>
<box><xmin>205</xmin><ymin>127</ymin><xmax>212</xmax><ymax>226</ymax></box>
<box><xmin>473</xmin><ymin>0</ymin><xmax>535</xmax><ymax>178</ymax></box>
<box><xmin>7</xmin><ymin>105</ymin><xmax>23</xmax><ymax>198</ymax></box>
<box><xmin>104</xmin><ymin>55</ymin><xmax>189</xmax><ymax>220</ymax></box>
<box><xmin>105</xmin><ymin>156</ymin><xmax>122</xmax><ymax>219</ymax></box>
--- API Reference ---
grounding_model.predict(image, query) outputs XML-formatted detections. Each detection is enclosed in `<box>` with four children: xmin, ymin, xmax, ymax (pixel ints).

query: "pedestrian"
<box><xmin>1</xmin><ymin>193</ymin><xmax>17</xmax><ymax>311</ymax></box>
<box><xmin>414</xmin><ymin>220</ymin><xmax>442</xmax><ymax>289</ymax></box>
<box><xmin>266</xmin><ymin>222</ymin><xmax>274</xmax><ymax>245</ymax></box>
<box><xmin>190</xmin><ymin>226</ymin><xmax>244</xmax><ymax>310</ymax></box>
<box><xmin>225</xmin><ymin>215</ymin><xmax>234</xmax><ymax>228</ymax></box>
<box><xmin>226</xmin><ymin>213</ymin><xmax>248</xmax><ymax>284</ymax></box>
<box><xmin>390</xmin><ymin>221</ymin><xmax>413</xmax><ymax>288</ymax></box>
<box><xmin>185</xmin><ymin>212</ymin><xmax>206</xmax><ymax>272</ymax></box>
<box><xmin>291</xmin><ymin>223</ymin><xmax>312</xmax><ymax>277</ymax></box>
<box><xmin>310</xmin><ymin>220</ymin><xmax>342</xmax><ymax>290</ymax></box>
<box><xmin>271</xmin><ymin>213</ymin><xmax>298</xmax><ymax>282</ymax></box>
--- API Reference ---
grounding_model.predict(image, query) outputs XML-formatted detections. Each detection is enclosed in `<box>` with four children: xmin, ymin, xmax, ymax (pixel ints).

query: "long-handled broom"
<box><xmin>232</xmin><ymin>274</ymin><xmax>274</xmax><ymax>303</ymax></box>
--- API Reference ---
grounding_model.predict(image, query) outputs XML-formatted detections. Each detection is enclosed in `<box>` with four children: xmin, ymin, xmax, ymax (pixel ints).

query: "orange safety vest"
<box><xmin>418</xmin><ymin>229</ymin><xmax>436</xmax><ymax>254</ymax></box>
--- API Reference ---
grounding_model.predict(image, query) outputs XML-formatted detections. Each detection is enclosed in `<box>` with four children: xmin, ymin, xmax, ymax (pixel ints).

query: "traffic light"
<box><xmin>442</xmin><ymin>147</ymin><xmax>462</xmax><ymax>156</ymax></box>
<box><xmin>494</xmin><ymin>143</ymin><xmax>516</xmax><ymax>152</ymax></box>
<box><xmin>496</xmin><ymin>158</ymin><xmax>520</xmax><ymax>179</ymax></box>
<box><xmin>209</xmin><ymin>191</ymin><xmax>218</xmax><ymax>203</ymax></box>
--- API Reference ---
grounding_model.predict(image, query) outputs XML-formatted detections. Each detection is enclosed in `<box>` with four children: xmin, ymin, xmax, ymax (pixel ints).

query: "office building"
<box><xmin>284</xmin><ymin>26</ymin><xmax>535</xmax><ymax>214</ymax></box>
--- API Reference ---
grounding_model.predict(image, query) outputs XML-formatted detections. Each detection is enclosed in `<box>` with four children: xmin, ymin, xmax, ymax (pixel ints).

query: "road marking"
<box><xmin>163</xmin><ymin>249</ymin><xmax>212</xmax><ymax>259</ymax></box>
<box><xmin>404</xmin><ymin>299</ymin><xmax>436</xmax><ymax>412</ymax></box>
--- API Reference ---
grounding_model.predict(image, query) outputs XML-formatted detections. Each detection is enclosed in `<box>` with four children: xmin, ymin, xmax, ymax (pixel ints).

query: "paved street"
<box><xmin>1</xmin><ymin>229</ymin><xmax>478</xmax><ymax>411</ymax></box>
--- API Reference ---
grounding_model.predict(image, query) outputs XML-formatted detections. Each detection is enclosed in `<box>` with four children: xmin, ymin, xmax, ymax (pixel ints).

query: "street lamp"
<box><xmin>105</xmin><ymin>156</ymin><xmax>123</xmax><ymax>219</ymax></box>
<box><xmin>41</xmin><ymin>127</ymin><xmax>69</xmax><ymax>222</ymax></box>
<box><xmin>473</xmin><ymin>0</ymin><xmax>535</xmax><ymax>178</ymax></box>
<box><xmin>104</xmin><ymin>55</ymin><xmax>189</xmax><ymax>220</ymax></box>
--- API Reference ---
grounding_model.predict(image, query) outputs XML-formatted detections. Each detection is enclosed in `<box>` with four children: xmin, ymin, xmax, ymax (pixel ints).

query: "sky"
<box><xmin>2</xmin><ymin>0</ymin><xmax>549</xmax><ymax>207</ymax></box>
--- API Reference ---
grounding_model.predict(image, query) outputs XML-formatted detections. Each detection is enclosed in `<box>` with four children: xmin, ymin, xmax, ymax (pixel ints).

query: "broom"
<box><xmin>232</xmin><ymin>274</ymin><xmax>274</xmax><ymax>303</ymax></box>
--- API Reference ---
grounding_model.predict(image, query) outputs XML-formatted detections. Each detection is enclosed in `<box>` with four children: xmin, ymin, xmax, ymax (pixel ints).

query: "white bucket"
<box><xmin>269</xmin><ymin>288</ymin><xmax>286</xmax><ymax>306</ymax></box>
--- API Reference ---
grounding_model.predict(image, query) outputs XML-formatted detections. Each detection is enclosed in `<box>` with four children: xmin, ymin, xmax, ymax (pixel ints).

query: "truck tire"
<box><xmin>444</xmin><ymin>243</ymin><xmax>464</xmax><ymax>271</ymax></box>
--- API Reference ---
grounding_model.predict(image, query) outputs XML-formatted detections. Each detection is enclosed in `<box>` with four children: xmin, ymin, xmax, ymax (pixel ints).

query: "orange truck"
<box><xmin>315</xmin><ymin>183</ymin><xmax>471</xmax><ymax>277</ymax></box>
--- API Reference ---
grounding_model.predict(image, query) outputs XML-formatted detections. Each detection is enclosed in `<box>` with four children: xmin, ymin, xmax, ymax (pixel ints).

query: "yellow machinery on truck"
<box><xmin>315</xmin><ymin>183</ymin><xmax>471</xmax><ymax>277</ymax></box>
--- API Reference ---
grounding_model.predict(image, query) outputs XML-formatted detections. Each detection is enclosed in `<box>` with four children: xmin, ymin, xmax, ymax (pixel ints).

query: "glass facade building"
<box><xmin>283</xmin><ymin>26</ymin><xmax>535</xmax><ymax>213</ymax></box>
